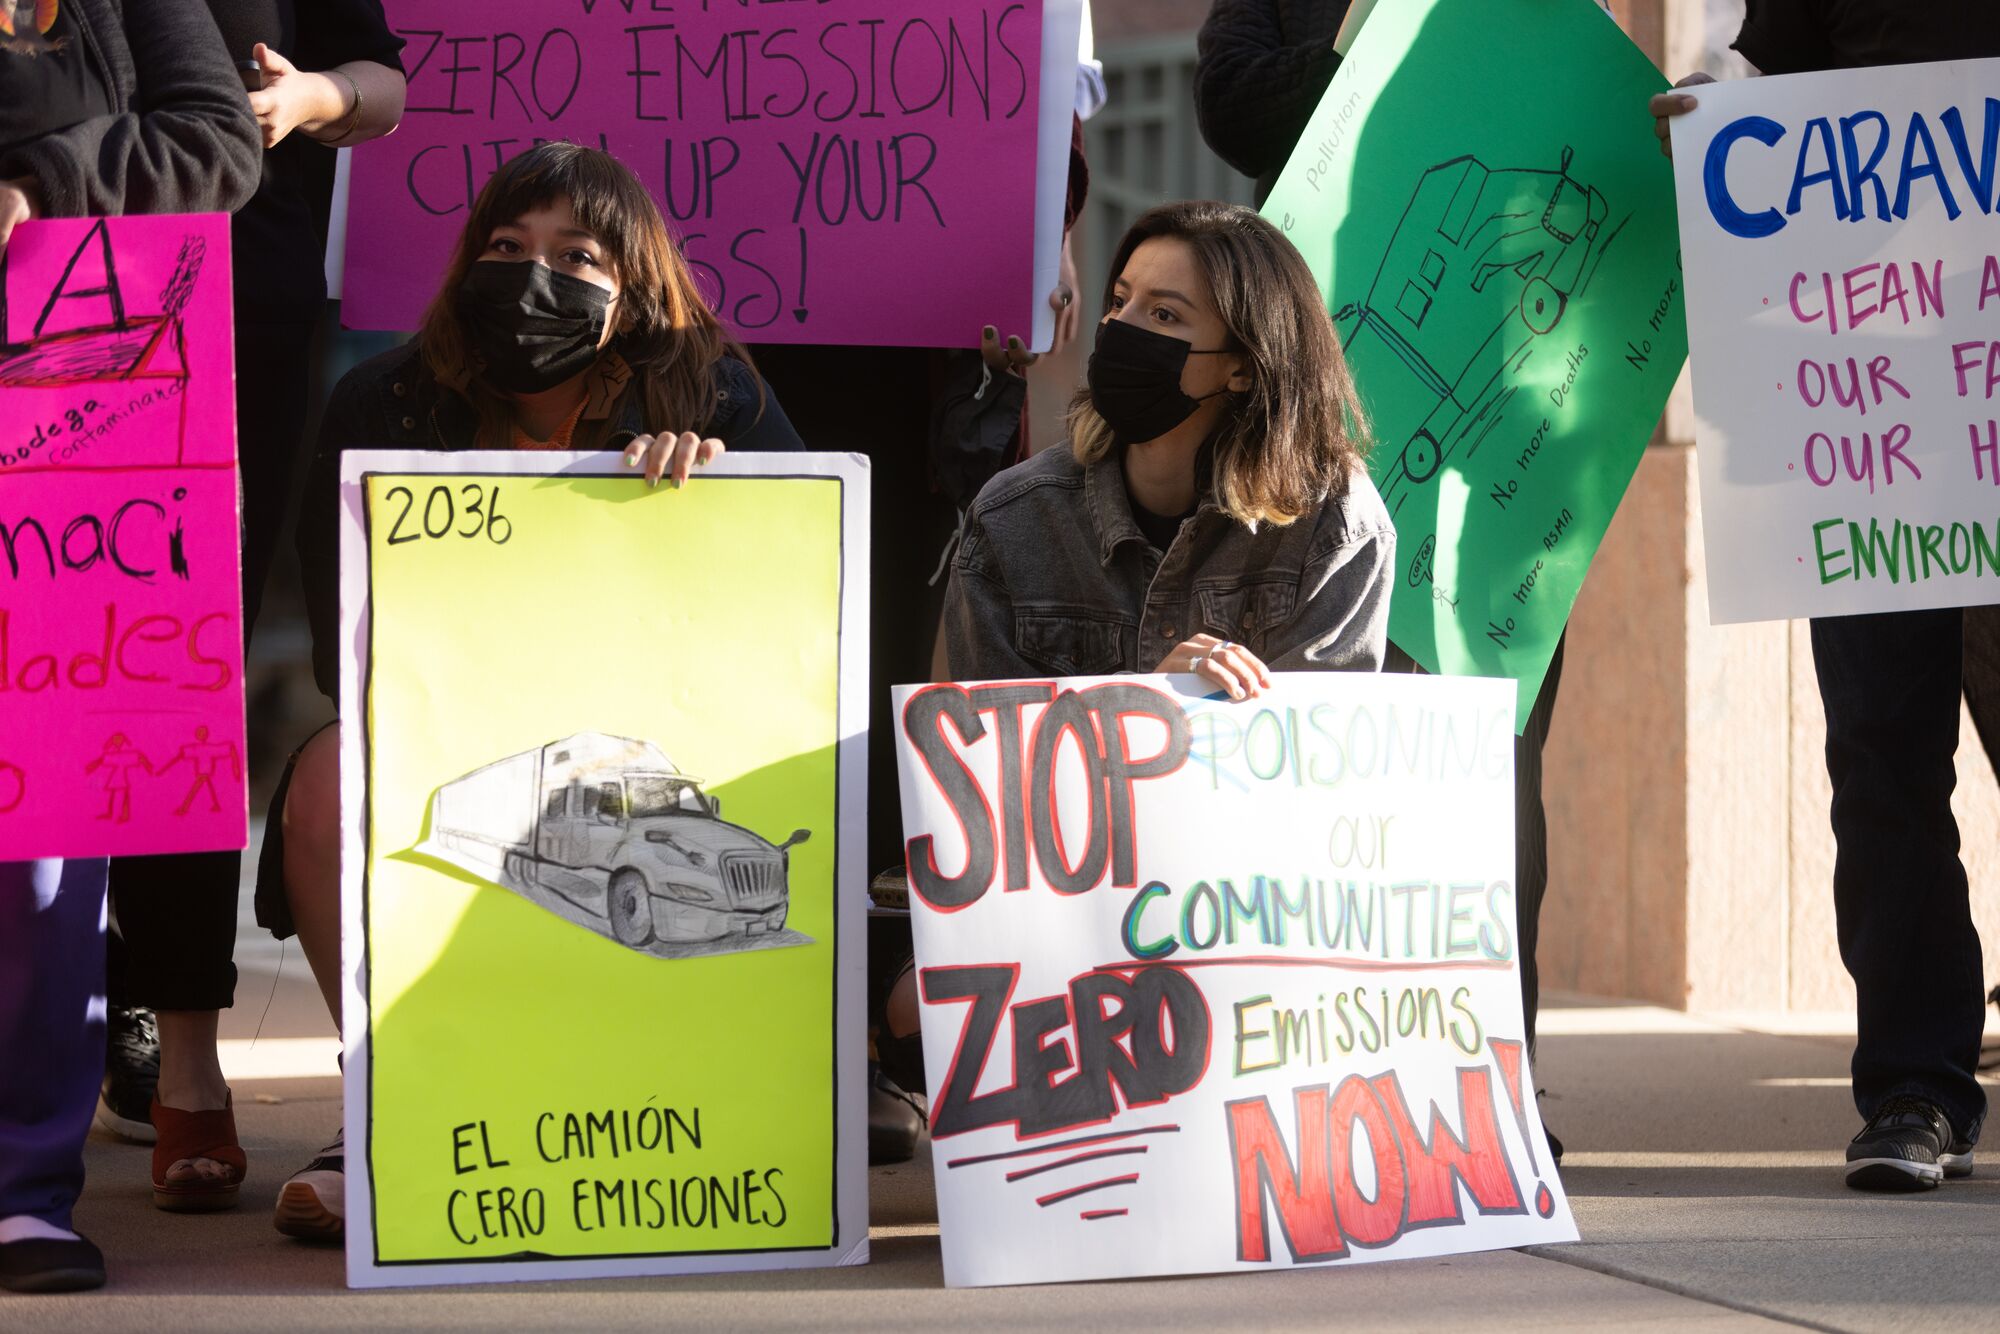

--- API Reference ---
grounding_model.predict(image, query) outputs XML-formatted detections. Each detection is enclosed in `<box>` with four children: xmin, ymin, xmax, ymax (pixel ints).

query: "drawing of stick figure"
<box><xmin>161</xmin><ymin>725</ymin><xmax>241</xmax><ymax>816</ymax></box>
<box><xmin>84</xmin><ymin>734</ymin><xmax>153</xmax><ymax>823</ymax></box>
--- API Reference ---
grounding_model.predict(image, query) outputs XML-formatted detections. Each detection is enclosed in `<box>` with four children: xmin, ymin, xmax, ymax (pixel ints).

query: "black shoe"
<box><xmin>97</xmin><ymin>1005</ymin><xmax>159</xmax><ymax>1144</ymax></box>
<box><xmin>1535</xmin><ymin>1088</ymin><xmax>1563</xmax><ymax>1165</ymax></box>
<box><xmin>0</xmin><ymin>1235</ymin><xmax>105</xmax><ymax>1293</ymax></box>
<box><xmin>868</xmin><ymin>1064</ymin><xmax>925</xmax><ymax>1166</ymax></box>
<box><xmin>1845</xmin><ymin>1095</ymin><xmax>1970</xmax><ymax>1191</ymax></box>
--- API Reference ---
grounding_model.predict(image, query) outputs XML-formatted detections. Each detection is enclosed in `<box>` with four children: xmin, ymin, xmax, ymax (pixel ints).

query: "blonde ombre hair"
<box><xmin>1070</xmin><ymin>201</ymin><xmax>1369</xmax><ymax>526</ymax></box>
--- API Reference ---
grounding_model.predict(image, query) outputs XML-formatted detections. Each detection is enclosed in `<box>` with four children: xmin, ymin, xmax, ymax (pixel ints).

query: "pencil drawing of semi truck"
<box><xmin>416</xmin><ymin>732</ymin><xmax>812</xmax><ymax>958</ymax></box>
<box><xmin>1335</xmin><ymin>147</ymin><xmax>1620</xmax><ymax>515</ymax></box>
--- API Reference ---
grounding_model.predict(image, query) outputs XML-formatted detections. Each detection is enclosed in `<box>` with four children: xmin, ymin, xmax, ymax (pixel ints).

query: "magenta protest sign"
<box><xmin>342</xmin><ymin>2</ymin><xmax>1045</xmax><ymax>346</ymax></box>
<box><xmin>0</xmin><ymin>215</ymin><xmax>247</xmax><ymax>860</ymax></box>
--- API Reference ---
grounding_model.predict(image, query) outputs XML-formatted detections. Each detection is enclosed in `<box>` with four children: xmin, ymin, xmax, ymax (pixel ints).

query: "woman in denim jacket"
<box><xmin>943</xmin><ymin>200</ymin><xmax>1394</xmax><ymax>697</ymax></box>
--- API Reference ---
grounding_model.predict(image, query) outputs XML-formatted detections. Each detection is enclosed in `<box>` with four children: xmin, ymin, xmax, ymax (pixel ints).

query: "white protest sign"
<box><xmin>892</xmin><ymin>673</ymin><xmax>1576</xmax><ymax>1289</ymax></box>
<box><xmin>1672</xmin><ymin>58</ymin><xmax>2000</xmax><ymax>623</ymax></box>
<box><xmin>1030</xmin><ymin>0</ymin><xmax>1085</xmax><ymax>351</ymax></box>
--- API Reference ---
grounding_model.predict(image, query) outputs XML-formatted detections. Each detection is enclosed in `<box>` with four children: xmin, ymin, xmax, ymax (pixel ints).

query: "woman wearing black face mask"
<box><xmin>941</xmin><ymin>200</ymin><xmax>1393</xmax><ymax>696</ymax></box>
<box><xmin>255</xmin><ymin>141</ymin><xmax>803</xmax><ymax>1242</ymax></box>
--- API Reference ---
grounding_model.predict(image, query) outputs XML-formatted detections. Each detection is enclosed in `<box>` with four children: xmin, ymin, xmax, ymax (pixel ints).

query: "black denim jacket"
<box><xmin>944</xmin><ymin>443</ymin><xmax>1395</xmax><ymax>680</ymax></box>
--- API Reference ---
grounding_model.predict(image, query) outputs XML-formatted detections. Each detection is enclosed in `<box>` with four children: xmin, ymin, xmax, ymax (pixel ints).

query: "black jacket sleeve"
<box><xmin>298</xmin><ymin>371</ymin><xmax>368</xmax><ymax>702</ymax></box>
<box><xmin>1193</xmin><ymin>0</ymin><xmax>1348</xmax><ymax>183</ymax></box>
<box><xmin>1732</xmin><ymin>0</ymin><xmax>1832</xmax><ymax>75</ymax></box>
<box><xmin>709</xmin><ymin>358</ymin><xmax>806</xmax><ymax>452</ymax></box>
<box><xmin>0</xmin><ymin>0</ymin><xmax>261</xmax><ymax>219</ymax></box>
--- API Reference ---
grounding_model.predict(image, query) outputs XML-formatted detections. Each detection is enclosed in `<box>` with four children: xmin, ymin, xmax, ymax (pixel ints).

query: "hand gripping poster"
<box><xmin>1262</xmin><ymin>0</ymin><xmax>1688</xmax><ymax>730</ymax></box>
<box><xmin>339</xmin><ymin>451</ymin><xmax>868</xmax><ymax>1287</ymax></box>
<box><xmin>893</xmin><ymin>673</ymin><xmax>1576</xmax><ymax>1288</ymax></box>
<box><xmin>343</xmin><ymin>0</ymin><xmax>1056</xmax><ymax>348</ymax></box>
<box><xmin>1670</xmin><ymin>58</ymin><xmax>2000</xmax><ymax>623</ymax></box>
<box><xmin>0</xmin><ymin>214</ymin><xmax>246</xmax><ymax>860</ymax></box>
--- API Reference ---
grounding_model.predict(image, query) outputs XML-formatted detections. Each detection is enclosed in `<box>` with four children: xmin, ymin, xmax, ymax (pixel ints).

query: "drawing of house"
<box><xmin>0</xmin><ymin>219</ymin><xmax>198</xmax><ymax>436</ymax></box>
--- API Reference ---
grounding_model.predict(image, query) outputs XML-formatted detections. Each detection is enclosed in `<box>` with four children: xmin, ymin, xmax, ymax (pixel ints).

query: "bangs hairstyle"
<box><xmin>1068</xmin><ymin>200</ymin><xmax>1369</xmax><ymax>527</ymax></box>
<box><xmin>418</xmin><ymin>141</ymin><xmax>758</xmax><ymax>449</ymax></box>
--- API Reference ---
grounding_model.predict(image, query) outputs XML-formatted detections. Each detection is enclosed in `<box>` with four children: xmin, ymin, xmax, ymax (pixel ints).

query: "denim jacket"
<box><xmin>944</xmin><ymin>443</ymin><xmax>1396</xmax><ymax>680</ymax></box>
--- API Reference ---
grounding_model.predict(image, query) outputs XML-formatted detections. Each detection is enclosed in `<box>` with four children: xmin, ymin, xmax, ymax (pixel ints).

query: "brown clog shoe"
<box><xmin>151</xmin><ymin>1093</ymin><xmax>247</xmax><ymax>1212</ymax></box>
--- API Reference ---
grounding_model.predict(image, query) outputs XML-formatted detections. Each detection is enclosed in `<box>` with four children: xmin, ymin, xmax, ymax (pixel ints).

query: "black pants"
<box><xmin>1386</xmin><ymin>636</ymin><xmax>1564</xmax><ymax>1053</ymax></box>
<box><xmin>107</xmin><ymin>319</ymin><xmax>317</xmax><ymax>1013</ymax></box>
<box><xmin>1812</xmin><ymin>609</ymin><xmax>1988</xmax><ymax>1140</ymax></box>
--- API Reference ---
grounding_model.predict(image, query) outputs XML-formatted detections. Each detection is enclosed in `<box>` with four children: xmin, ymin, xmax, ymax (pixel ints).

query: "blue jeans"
<box><xmin>0</xmin><ymin>859</ymin><xmax>108</xmax><ymax>1230</ymax></box>
<box><xmin>1811</xmin><ymin>610</ymin><xmax>1988</xmax><ymax>1140</ymax></box>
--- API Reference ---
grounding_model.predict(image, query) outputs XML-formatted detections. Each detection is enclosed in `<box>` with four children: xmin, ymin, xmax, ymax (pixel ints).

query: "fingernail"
<box><xmin>625</xmin><ymin>455</ymin><xmax>638</xmax><ymax>467</ymax></box>
<box><xmin>983</xmin><ymin>325</ymin><xmax>997</xmax><ymax>339</ymax></box>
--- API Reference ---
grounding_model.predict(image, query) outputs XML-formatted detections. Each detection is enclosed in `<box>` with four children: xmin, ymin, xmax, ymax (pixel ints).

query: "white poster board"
<box><xmin>339</xmin><ymin>450</ymin><xmax>870</xmax><ymax>1287</ymax></box>
<box><xmin>892</xmin><ymin>672</ymin><xmax>1576</xmax><ymax>1289</ymax></box>
<box><xmin>1030</xmin><ymin>0</ymin><xmax>1086</xmax><ymax>350</ymax></box>
<box><xmin>324</xmin><ymin>147</ymin><xmax>349</xmax><ymax>301</ymax></box>
<box><xmin>1672</xmin><ymin>57</ymin><xmax>2000</xmax><ymax>623</ymax></box>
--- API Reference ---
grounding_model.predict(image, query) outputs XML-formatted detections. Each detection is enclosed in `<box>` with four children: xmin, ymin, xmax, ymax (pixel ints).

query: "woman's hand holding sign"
<box><xmin>624</xmin><ymin>431</ymin><xmax>725</xmax><ymax>489</ymax></box>
<box><xmin>1650</xmin><ymin>71</ymin><xmax>1716</xmax><ymax>158</ymax></box>
<box><xmin>1158</xmin><ymin>633</ymin><xmax>1273</xmax><ymax>701</ymax></box>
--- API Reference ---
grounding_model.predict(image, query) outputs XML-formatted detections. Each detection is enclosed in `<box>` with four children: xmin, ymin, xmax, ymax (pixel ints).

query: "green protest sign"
<box><xmin>1263</xmin><ymin>0</ymin><xmax>1686</xmax><ymax>728</ymax></box>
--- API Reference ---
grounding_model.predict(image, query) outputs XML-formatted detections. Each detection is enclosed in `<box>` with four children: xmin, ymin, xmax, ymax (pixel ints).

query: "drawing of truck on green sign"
<box><xmin>1335</xmin><ymin>148</ymin><xmax>1622</xmax><ymax>517</ymax></box>
<box><xmin>416</xmin><ymin>732</ymin><xmax>813</xmax><ymax>958</ymax></box>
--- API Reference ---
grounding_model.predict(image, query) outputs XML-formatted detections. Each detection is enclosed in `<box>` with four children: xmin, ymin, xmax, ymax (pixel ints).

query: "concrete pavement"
<box><xmin>10</xmin><ymin>892</ymin><xmax>1999</xmax><ymax>1331</ymax></box>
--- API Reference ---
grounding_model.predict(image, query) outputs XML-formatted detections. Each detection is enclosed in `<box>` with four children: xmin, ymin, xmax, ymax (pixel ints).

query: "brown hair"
<box><xmin>1068</xmin><ymin>200</ymin><xmax>1369</xmax><ymax>527</ymax></box>
<box><xmin>417</xmin><ymin>141</ymin><xmax>757</xmax><ymax>449</ymax></box>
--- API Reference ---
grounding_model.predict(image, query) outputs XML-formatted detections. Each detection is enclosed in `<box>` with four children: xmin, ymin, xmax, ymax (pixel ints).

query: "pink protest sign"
<box><xmin>0</xmin><ymin>214</ymin><xmax>246</xmax><ymax>860</ymax></box>
<box><xmin>342</xmin><ymin>1</ymin><xmax>1045</xmax><ymax>346</ymax></box>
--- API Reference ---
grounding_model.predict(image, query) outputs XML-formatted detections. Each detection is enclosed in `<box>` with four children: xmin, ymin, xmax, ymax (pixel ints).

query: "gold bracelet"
<box><xmin>322</xmin><ymin>69</ymin><xmax>364</xmax><ymax>146</ymax></box>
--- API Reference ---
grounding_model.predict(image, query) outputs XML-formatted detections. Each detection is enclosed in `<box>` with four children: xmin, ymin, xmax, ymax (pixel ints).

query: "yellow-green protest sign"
<box><xmin>1263</xmin><ymin>0</ymin><xmax>1687</xmax><ymax>728</ymax></box>
<box><xmin>336</xmin><ymin>451</ymin><xmax>869</xmax><ymax>1288</ymax></box>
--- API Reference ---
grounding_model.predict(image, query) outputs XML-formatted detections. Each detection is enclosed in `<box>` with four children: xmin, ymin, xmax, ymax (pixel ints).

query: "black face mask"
<box><xmin>1085</xmin><ymin>318</ymin><xmax>1232</xmax><ymax>444</ymax></box>
<box><xmin>458</xmin><ymin>260</ymin><xmax>613</xmax><ymax>394</ymax></box>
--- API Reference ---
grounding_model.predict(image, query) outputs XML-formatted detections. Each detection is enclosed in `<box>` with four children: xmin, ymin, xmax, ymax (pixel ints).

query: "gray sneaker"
<box><xmin>275</xmin><ymin>1131</ymin><xmax>345</xmax><ymax>1240</ymax></box>
<box><xmin>1845</xmin><ymin>1095</ymin><xmax>1972</xmax><ymax>1191</ymax></box>
<box><xmin>96</xmin><ymin>1005</ymin><xmax>159</xmax><ymax>1144</ymax></box>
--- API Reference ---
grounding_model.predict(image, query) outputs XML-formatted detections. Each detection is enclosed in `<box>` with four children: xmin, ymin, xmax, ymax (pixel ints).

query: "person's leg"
<box><xmin>0</xmin><ymin>858</ymin><xmax>109</xmax><ymax>1292</ymax></box>
<box><xmin>268</xmin><ymin>724</ymin><xmax>348</xmax><ymax>1240</ymax></box>
<box><xmin>98</xmin><ymin>319</ymin><xmax>319</xmax><ymax>1174</ymax></box>
<box><xmin>1959</xmin><ymin>604</ymin><xmax>2000</xmax><ymax>771</ymax></box>
<box><xmin>1812</xmin><ymin>609</ymin><xmax>1988</xmax><ymax>1186</ymax></box>
<box><xmin>1512</xmin><ymin>634</ymin><xmax>1564</xmax><ymax>1056</ymax></box>
<box><xmin>283</xmin><ymin>724</ymin><xmax>346</xmax><ymax>1028</ymax></box>
<box><xmin>105</xmin><ymin>852</ymin><xmax>239</xmax><ymax>1194</ymax></box>
<box><xmin>105</xmin><ymin>848</ymin><xmax>239</xmax><ymax>1202</ymax></box>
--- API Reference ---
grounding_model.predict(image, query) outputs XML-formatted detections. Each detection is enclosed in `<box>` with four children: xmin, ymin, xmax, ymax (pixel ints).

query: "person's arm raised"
<box><xmin>1193</xmin><ymin>0</ymin><xmax>1347</xmax><ymax>182</ymax></box>
<box><xmin>0</xmin><ymin>0</ymin><xmax>260</xmax><ymax>218</ymax></box>
<box><xmin>250</xmin><ymin>45</ymin><xmax>406</xmax><ymax>149</ymax></box>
